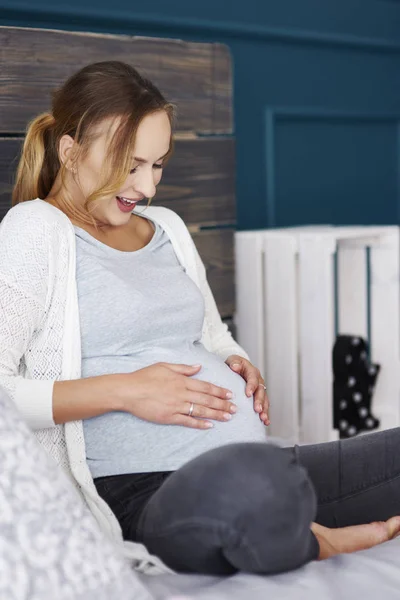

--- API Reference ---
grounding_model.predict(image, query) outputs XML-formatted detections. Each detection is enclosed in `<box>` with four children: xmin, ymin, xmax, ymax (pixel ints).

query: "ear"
<box><xmin>58</xmin><ymin>134</ymin><xmax>77</xmax><ymax>171</ymax></box>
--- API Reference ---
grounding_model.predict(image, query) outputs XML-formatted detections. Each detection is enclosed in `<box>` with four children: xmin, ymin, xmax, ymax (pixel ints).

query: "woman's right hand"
<box><xmin>116</xmin><ymin>363</ymin><xmax>237</xmax><ymax>429</ymax></box>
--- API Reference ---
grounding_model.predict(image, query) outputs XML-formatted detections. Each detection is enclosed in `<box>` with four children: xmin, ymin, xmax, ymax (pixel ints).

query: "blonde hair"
<box><xmin>12</xmin><ymin>61</ymin><xmax>174</xmax><ymax>226</ymax></box>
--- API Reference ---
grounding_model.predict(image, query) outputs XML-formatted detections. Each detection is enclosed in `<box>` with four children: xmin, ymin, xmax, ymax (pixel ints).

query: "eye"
<box><xmin>153</xmin><ymin>163</ymin><xmax>163</xmax><ymax>170</ymax></box>
<box><xmin>130</xmin><ymin>167</ymin><xmax>138</xmax><ymax>175</ymax></box>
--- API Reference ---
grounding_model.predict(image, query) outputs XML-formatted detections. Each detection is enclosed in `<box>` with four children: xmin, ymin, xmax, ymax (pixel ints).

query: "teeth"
<box><xmin>118</xmin><ymin>196</ymin><xmax>135</xmax><ymax>205</ymax></box>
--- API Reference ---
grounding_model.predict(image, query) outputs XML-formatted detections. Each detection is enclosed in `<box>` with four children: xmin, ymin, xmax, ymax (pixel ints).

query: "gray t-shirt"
<box><xmin>75</xmin><ymin>215</ymin><xmax>267</xmax><ymax>478</ymax></box>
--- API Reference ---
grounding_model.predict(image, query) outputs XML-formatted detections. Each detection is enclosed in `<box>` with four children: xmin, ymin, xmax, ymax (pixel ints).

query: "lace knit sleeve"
<box><xmin>0</xmin><ymin>205</ymin><xmax>55</xmax><ymax>428</ymax></box>
<box><xmin>192</xmin><ymin>239</ymin><xmax>250</xmax><ymax>362</ymax></box>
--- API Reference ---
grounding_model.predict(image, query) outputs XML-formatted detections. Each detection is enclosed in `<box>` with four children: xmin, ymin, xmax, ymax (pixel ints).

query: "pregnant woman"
<box><xmin>2</xmin><ymin>60</ymin><xmax>400</xmax><ymax>576</ymax></box>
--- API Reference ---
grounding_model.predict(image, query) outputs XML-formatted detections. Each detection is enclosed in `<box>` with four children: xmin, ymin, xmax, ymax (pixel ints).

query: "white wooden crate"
<box><xmin>235</xmin><ymin>226</ymin><xmax>400</xmax><ymax>445</ymax></box>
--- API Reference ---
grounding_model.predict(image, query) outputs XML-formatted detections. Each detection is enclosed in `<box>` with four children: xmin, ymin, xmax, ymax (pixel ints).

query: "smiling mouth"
<box><xmin>116</xmin><ymin>196</ymin><xmax>140</xmax><ymax>207</ymax></box>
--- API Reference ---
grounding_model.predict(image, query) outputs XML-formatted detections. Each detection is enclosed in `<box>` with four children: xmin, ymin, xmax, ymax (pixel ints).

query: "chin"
<box><xmin>106</xmin><ymin>212</ymin><xmax>132</xmax><ymax>228</ymax></box>
<box><xmin>97</xmin><ymin>200</ymin><xmax>133</xmax><ymax>227</ymax></box>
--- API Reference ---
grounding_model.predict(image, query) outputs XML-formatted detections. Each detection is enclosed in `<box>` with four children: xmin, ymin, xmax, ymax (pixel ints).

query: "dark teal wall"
<box><xmin>1</xmin><ymin>0</ymin><xmax>400</xmax><ymax>230</ymax></box>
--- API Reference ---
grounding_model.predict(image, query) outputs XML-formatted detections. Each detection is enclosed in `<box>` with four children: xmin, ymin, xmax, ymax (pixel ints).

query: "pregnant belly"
<box><xmin>83</xmin><ymin>345</ymin><xmax>268</xmax><ymax>476</ymax></box>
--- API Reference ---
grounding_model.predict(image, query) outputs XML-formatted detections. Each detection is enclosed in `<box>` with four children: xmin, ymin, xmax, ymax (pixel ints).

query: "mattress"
<box><xmin>141</xmin><ymin>536</ymin><xmax>400</xmax><ymax>599</ymax></box>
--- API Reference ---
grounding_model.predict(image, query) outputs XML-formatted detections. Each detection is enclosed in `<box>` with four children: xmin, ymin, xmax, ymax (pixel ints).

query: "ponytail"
<box><xmin>12</xmin><ymin>113</ymin><xmax>60</xmax><ymax>206</ymax></box>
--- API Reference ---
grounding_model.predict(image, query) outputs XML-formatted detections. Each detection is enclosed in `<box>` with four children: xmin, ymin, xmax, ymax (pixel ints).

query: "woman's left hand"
<box><xmin>225</xmin><ymin>355</ymin><xmax>270</xmax><ymax>425</ymax></box>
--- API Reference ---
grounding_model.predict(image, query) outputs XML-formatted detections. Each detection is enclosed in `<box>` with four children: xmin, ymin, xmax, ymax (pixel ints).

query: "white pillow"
<box><xmin>0</xmin><ymin>386</ymin><xmax>153</xmax><ymax>600</ymax></box>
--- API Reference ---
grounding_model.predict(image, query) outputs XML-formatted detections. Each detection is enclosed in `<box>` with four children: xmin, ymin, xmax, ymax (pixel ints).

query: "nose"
<box><xmin>132</xmin><ymin>167</ymin><xmax>157</xmax><ymax>200</ymax></box>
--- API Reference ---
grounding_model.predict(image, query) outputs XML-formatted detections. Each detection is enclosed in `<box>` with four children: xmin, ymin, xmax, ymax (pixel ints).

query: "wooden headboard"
<box><xmin>0</xmin><ymin>26</ymin><xmax>236</xmax><ymax>324</ymax></box>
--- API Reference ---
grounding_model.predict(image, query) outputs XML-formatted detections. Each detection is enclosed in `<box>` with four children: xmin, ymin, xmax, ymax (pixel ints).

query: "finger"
<box><xmin>253</xmin><ymin>385</ymin><xmax>267</xmax><ymax>413</ymax></box>
<box><xmin>162</xmin><ymin>363</ymin><xmax>202</xmax><ymax>375</ymax></box>
<box><xmin>260</xmin><ymin>412</ymin><xmax>271</xmax><ymax>426</ymax></box>
<box><xmin>173</xmin><ymin>415</ymin><xmax>214</xmax><ymax>430</ymax></box>
<box><xmin>245</xmin><ymin>370</ymin><xmax>261</xmax><ymax>397</ymax></box>
<box><xmin>187</xmin><ymin>379</ymin><xmax>233</xmax><ymax>401</ymax></box>
<box><xmin>229</xmin><ymin>361</ymin><xmax>242</xmax><ymax>372</ymax></box>
<box><xmin>184</xmin><ymin>394</ymin><xmax>237</xmax><ymax>415</ymax></box>
<box><xmin>259</xmin><ymin>394</ymin><xmax>270</xmax><ymax>425</ymax></box>
<box><xmin>186</xmin><ymin>401</ymin><xmax>235</xmax><ymax>423</ymax></box>
<box><xmin>263</xmin><ymin>392</ymin><xmax>270</xmax><ymax>419</ymax></box>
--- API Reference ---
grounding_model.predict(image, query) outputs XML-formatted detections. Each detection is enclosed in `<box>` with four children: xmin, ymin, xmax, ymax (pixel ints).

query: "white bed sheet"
<box><xmin>141</xmin><ymin>536</ymin><xmax>400</xmax><ymax>599</ymax></box>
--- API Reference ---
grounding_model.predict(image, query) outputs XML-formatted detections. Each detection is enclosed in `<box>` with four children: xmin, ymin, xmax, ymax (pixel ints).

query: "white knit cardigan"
<box><xmin>0</xmin><ymin>199</ymin><xmax>249</xmax><ymax>573</ymax></box>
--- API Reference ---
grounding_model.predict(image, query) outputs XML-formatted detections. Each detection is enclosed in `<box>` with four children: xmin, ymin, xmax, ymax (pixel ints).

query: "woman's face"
<box><xmin>67</xmin><ymin>110</ymin><xmax>171</xmax><ymax>227</ymax></box>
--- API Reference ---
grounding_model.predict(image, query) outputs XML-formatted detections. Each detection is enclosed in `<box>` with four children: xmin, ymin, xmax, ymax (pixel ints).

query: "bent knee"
<box><xmin>167</xmin><ymin>443</ymin><xmax>316</xmax><ymax>522</ymax></box>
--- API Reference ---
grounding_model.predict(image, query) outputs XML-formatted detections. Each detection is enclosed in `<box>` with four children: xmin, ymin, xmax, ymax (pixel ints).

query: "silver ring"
<box><xmin>258</xmin><ymin>383</ymin><xmax>267</xmax><ymax>391</ymax></box>
<box><xmin>188</xmin><ymin>402</ymin><xmax>194</xmax><ymax>417</ymax></box>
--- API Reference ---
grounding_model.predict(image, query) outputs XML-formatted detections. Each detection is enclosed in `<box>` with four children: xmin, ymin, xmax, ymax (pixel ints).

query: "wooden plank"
<box><xmin>0</xmin><ymin>26</ymin><xmax>232</xmax><ymax>134</ymax></box>
<box><xmin>192</xmin><ymin>228</ymin><xmax>235</xmax><ymax>319</ymax></box>
<box><xmin>0</xmin><ymin>137</ymin><xmax>236</xmax><ymax>226</ymax></box>
<box><xmin>298</xmin><ymin>235</ymin><xmax>337</xmax><ymax>443</ymax></box>
<box><xmin>155</xmin><ymin>137</ymin><xmax>235</xmax><ymax>227</ymax></box>
<box><xmin>370</xmin><ymin>231</ymin><xmax>400</xmax><ymax>431</ymax></box>
<box><xmin>337</xmin><ymin>245</ymin><xmax>368</xmax><ymax>338</ymax></box>
<box><xmin>212</xmin><ymin>45</ymin><xmax>233</xmax><ymax>133</ymax></box>
<box><xmin>0</xmin><ymin>138</ymin><xmax>20</xmax><ymax>217</ymax></box>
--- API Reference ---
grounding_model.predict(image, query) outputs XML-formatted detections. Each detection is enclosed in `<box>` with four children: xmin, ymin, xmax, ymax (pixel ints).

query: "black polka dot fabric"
<box><xmin>333</xmin><ymin>335</ymin><xmax>380</xmax><ymax>439</ymax></box>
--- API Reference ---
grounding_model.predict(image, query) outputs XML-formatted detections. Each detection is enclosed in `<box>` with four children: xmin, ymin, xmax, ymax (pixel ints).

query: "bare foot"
<box><xmin>311</xmin><ymin>516</ymin><xmax>400</xmax><ymax>560</ymax></box>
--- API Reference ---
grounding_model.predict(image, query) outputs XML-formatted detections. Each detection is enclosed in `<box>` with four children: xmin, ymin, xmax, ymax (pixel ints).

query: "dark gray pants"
<box><xmin>95</xmin><ymin>428</ymin><xmax>400</xmax><ymax>575</ymax></box>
